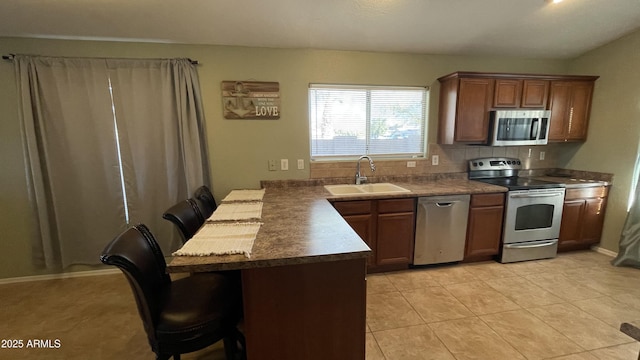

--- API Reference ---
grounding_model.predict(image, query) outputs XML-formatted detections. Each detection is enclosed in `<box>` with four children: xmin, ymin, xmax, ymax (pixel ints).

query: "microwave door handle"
<box><xmin>530</xmin><ymin>118</ymin><xmax>539</xmax><ymax>140</ymax></box>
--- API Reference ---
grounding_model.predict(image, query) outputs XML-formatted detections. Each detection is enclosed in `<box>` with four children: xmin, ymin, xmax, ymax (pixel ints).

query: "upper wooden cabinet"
<box><xmin>493</xmin><ymin>79</ymin><xmax>549</xmax><ymax>108</ymax></box>
<box><xmin>438</xmin><ymin>75</ymin><xmax>494</xmax><ymax>144</ymax></box>
<box><xmin>437</xmin><ymin>72</ymin><xmax>598</xmax><ymax>145</ymax></box>
<box><xmin>548</xmin><ymin>80</ymin><xmax>596</xmax><ymax>142</ymax></box>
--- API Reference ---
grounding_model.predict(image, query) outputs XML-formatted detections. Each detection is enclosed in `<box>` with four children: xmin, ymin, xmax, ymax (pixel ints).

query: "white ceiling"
<box><xmin>1</xmin><ymin>0</ymin><xmax>640</xmax><ymax>59</ymax></box>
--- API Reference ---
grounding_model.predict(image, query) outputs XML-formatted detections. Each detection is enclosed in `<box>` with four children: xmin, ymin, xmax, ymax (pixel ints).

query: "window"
<box><xmin>309</xmin><ymin>84</ymin><xmax>428</xmax><ymax>159</ymax></box>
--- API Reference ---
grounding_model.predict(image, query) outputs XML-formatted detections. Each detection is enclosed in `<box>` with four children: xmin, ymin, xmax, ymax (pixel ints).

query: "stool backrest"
<box><xmin>162</xmin><ymin>199</ymin><xmax>204</xmax><ymax>242</ymax></box>
<box><xmin>100</xmin><ymin>224</ymin><xmax>170</xmax><ymax>346</ymax></box>
<box><xmin>194</xmin><ymin>185</ymin><xmax>217</xmax><ymax>218</ymax></box>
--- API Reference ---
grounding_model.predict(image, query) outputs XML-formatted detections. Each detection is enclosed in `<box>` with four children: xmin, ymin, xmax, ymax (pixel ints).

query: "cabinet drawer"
<box><xmin>471</xmin><ymin>193</ymin><xmax>505</xmax><ymax>207</ymax></box>
<box><xmin>565</xmin><ymin>186</ymin><xmax>608</xmax><ymax>200</ymax></box>
<box><xmin>378</xmin><ymin>198</ymin><xmax>415</xmax><ymax>214</ymax></box>
<box><xmin>333</xmin><ymin>200</ymin><xmax>372</xmax><ymax>216</ymax></box>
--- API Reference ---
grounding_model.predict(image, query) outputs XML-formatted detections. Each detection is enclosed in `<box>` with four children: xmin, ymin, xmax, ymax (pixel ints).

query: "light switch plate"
<box><xmin>540</xmin><ymin>151</ymin><xmax>546</xmax><ymax>160</ymax></box>
<box><xmin>280</xmin><ymin>159</ymin><xmax>289</xmax><ymax>171</ymax></box>
<box><xmin>431</xmin><ymin>155</ymin><xmax>439</xmax><ymax>166</ymax></box>
<box><xmin>297</xmin><ymin>159</ymin><xmax>304</xmax><ymax>170</ymax></box>
<box><xmin>268</xmin><ymin>160</ymin><xmax>277</xmax><ymax>171</ymax></box>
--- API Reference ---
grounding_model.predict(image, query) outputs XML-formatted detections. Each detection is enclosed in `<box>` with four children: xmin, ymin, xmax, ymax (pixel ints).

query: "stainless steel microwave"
<box><xmin>489</xmin><ymin>110</ymin><xmax>551</xmax><ymax>146</ymax></box>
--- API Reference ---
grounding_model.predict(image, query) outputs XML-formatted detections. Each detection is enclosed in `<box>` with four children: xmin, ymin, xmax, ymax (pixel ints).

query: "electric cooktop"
<box><xmin>468</xmin><ymin>157</ymin><xmax>565</xmax><ymax>191</ymax></box>
<box><xmin>475</xmin><ymin>177</ymin><xmax>565</xmax><ymax>191</ymax></box>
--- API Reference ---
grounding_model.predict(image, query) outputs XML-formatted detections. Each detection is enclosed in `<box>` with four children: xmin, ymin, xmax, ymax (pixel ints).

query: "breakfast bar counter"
<box><xmin>168</xmin><ymin>185</ymin><xmax>372</xmax><ymax>360</ymax></box>
<box><xmin>167</xmin><ymin>186</ymin><xmax>372</xmax><ymax>273</ymax></box>
<box><xmin>166</xmin><ymin>179</ymin><xmax>506</xmax><ymax>360</ymax></box>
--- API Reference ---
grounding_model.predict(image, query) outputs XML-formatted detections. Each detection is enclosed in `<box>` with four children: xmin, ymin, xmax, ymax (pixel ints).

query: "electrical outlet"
<box><xmin>540</xmin><ymin>151</ymin><xmax>546</xmax><ymax>160</ymax></box>
<box><xmin>431</xmin><ymin>155</ymin><xmax>439</xmax><ymax>166</ymax></box>
<box><xmin>280</xmin><ymin>159</ymin><xmax>289</xmax><ymax>171</ymax></box>
<box><xmin>297</xmin><ymin>159</ymin><xmax>304</xmax><ymax>170</ymax></box>
<box><xmin>407</xmin><ymin>161</ymin><xmax>416</xmax><ymax>168</ymax></box>
<box><xmin>268</xmin><ymin>160</ymin><xmax>277</xmax><ymax>171</ymax></box>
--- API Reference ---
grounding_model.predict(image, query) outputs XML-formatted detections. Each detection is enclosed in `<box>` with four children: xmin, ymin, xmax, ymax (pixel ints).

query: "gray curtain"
<box><xmin>612</xmin><ymin>172</ymin><xmax>640</xmax><ymax>268</ymax></box>
<box><xmin>14</xmin><ymin>55</ymin><xmax>210</xmax><ymax>269</ymax></box>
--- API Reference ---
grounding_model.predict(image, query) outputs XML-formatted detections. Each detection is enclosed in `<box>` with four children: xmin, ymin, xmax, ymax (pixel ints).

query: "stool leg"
<box><xmin>223</xmin><ymin>335</ymin><xmax>238</xmax><ymax>360</ymax></box>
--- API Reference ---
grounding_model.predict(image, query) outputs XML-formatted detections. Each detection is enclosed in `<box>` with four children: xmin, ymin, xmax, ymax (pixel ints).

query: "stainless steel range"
<box><xmin>469</xmin><ymin>157</ymin><xmax>565</xmax><ymax>263</ymax></box>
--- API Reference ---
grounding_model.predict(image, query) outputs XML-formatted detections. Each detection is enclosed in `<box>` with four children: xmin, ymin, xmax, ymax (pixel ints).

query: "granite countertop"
<box><xmin>167</xmin><ymin>186</ymin><xmax>370</xmax><ymax>272</ymax></box>
<box><xmin>166</xmin><ymin>179</ymin><xmax>505</xmax><ymax>273</ymax></box>
<box><xmin>530</xmin><ymin>176</ymin><xmax>611</xmax><ymax>189</ymax></box>
<box><xmin>519</xmin><ymin>168</ymin><xmax>613</xmax><ymax>189</ymax></box>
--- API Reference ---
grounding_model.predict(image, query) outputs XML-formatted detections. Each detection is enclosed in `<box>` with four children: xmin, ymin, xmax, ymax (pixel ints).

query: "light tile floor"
<box><xmin>0</xmin><ymin>250</ymin><xmax>638</xmax><ymax>359</ymax></box>
<box><xmin>366</xmin><ymin>251</ymin><xmax>640</xmax><ymax>360</ymax></box>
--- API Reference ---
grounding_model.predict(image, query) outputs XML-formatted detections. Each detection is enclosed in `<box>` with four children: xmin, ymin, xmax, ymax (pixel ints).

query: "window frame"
<box><xmin>308</xmin><ymin>83</ymin><xmax>429</xmax><ymax>161</ymax></box>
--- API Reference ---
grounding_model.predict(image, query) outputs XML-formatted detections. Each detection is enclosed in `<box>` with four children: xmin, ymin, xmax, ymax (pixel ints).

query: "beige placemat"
<box><xmin>221</xmin><ymin>189</ymin><xmax>266</xmax><ymax>202</ymax></box>
<box><xmin>172</xmin><ymin>222</ymin><xmax>262</xmax><ymax>258</ymax></box>
<box><xmin>207</xmin><ymin>202</ymin><xmax>263</xmax><ymax>222</ymax></box>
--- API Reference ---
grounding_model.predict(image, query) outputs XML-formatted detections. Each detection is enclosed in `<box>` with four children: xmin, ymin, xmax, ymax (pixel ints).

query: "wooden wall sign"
<box><xmin>222</xmin><ymin>81</ymin><xmax>280</xmax><ymax>119</ymax></box>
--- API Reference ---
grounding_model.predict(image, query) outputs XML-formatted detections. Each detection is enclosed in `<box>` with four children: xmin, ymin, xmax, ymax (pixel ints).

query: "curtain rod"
<box><xmin>2</xmin><ymin>54</ymin><xmax>198</xmax><ymax>65</ymax></box>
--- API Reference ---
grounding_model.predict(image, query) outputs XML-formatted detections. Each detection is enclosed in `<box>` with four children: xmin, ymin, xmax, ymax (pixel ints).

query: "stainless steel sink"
<box><xmin>324</xmin><ymin>183</ymin><xmax>411</xmax><ymax>196</ymax></box>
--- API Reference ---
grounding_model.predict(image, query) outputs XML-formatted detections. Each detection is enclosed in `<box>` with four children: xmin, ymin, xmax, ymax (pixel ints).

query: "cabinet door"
<box><xmin>464</xmin><ymin>205</ymin><xmax>504</xmax><ymax>259</ymax></box>
<box><xmin>549</xmin><ymin>81</ymin><xmax>594</xmax><ymax>142</ymax></box>
<box><xmin>343</xmin><ymin>214</ymin><xmax>375</xmax><ymax>266</ymax></box>
<box><xmin>548</xmin><ymin>81</ymin><xmax>572</xmax><ymax>141</ymax></box>
<box><xmin>376</xmin><ymin>212</ymin><xmax>415</xmax><ymax>266</ymax></box>
<box><xmin>558</xmin><ymin>199</ymin><xmax>585</xmax><ymax>250</ymax></box>
<box><xmin>455</xmin><ymin>78</ymin><xmax>494</xmax><ymax>143</ymax></box>
<box><xmin>521</xmin><ymin>80</ymin><xmax>549</xmax><ymax>108</ymax></box>
<box><xmin>493</xmin><ymin>79</ymin><xmax>522</xmax><ymax>108</ymax></box>
<box><xmin>566</xmin><ymin>81</ymin><xmax>594</xmax><ymax>141</ymax></box>
<box><xmin>581</xmin><ymin>197</ymin><xmax>607</xmax><ymax>244</ymax></box>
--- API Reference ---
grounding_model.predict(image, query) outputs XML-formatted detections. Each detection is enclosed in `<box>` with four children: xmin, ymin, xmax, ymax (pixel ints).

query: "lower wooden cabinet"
<box><xmin>558</xmin><ymin>186</ymin><xmax>609</xmax><ymax>251</ymax></box>
<box><xmin>464</xmin><ymin>193</ymin><xmax>505</xmax><ymax>262</ymax></box>
<box><xmin>333</xmin><ymin>198</ymin><xmax>416</xmax><ymax>272</ymax></box>
<box><xmin>377</xmin><ymin>199</ymin><xmax>416</xmax><ymax>267</ymax></box>
<box><xmin>332</xmin><ymin>201</ymin><xmax>375</xmax><ymax>267</ymax></box>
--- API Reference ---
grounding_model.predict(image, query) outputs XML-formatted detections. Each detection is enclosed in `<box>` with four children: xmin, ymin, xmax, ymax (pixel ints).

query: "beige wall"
<box><xmin>0</xmin><ymin>36</ymin><xmax>573</xmax><ymax>278</ymax></box>
<box><xmin>560</xmin><ymin>30</ymin><xmax>640</xmax><ymax>252</ymax></box>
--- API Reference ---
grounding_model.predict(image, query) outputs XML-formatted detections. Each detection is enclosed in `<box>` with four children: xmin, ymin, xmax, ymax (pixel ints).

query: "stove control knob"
<box><xmin>472</xmin><ymin>162</ymin><xmax>478</xmax><ymax>167</ymax></box>
<box><xmin>507</xmin><ymin>160</ymin><xmax>512</xmax><ymax>164</ymax></box>
<box><xmin>516</xmin><ymin>160</ymin><xmax>521</xmax><ymax>165</ymax></box>
<box><xmin>479</xmin><ymin>161</ymin><xmax>484</xmax><ymax>166</ymax></box>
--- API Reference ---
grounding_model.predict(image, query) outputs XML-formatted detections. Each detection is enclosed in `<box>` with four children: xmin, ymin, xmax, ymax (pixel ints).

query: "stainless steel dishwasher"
<box><xmin>413</xmin><ymin>195</ymin><xmax>470</xmax><ymax>265</ymax></box>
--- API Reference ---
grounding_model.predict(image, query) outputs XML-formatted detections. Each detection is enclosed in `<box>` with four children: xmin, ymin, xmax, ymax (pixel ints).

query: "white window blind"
<box><xmin>309</xmin><ymin>84</ymin><xmax>428</xmax><ymax>159</ymax></box>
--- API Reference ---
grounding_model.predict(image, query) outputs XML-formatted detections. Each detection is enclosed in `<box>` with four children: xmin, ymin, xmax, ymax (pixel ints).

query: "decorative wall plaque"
<box><xmin>222</xmin><ymin>81</ymin><xmax>280</xmax><ymax>119</ymax></box>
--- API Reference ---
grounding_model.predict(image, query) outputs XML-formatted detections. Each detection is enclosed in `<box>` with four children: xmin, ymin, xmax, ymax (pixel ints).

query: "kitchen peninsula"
<box><xmin>167</xmin><ymin>178</ymin><xmax>506</xmax><ymax>360</ymax></box>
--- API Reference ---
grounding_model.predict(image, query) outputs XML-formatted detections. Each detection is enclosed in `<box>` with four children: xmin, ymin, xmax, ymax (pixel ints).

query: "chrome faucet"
<box><xmin>355</xmin><ymin>155</ymin><xmax>376</xmax><ymax>185</ymax></box>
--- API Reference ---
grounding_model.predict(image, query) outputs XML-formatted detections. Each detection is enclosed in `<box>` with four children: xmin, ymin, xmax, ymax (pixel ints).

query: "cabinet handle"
<box><xmin>568</xmin><ymin>107</ymin><xmax>574</xmax><ymax>135</ymax></box>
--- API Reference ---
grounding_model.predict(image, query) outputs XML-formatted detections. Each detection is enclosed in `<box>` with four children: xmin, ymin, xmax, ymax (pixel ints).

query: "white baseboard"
<box><xmin>590</xmin><ymin>245</ymin><xmax>618</xmax><ymax>258</ymax></box>
<box><xmin>0</xmin><ymin>268</ymin><xmax>121</xmax><ymax>285</ymax></box>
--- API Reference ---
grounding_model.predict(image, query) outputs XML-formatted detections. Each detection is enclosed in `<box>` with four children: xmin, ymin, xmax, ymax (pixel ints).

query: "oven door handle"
<box><xmin>504</xmin><ymin>240</ymin><xmax>558</xmax><ymax>249</ymax></box>
<box><xmin>510</xmin><ymin>193</ymin><xmax>563</xmax><ymax>199</ymax></box>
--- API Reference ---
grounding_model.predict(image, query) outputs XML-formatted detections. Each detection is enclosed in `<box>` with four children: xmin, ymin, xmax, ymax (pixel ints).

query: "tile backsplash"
<box><xmin>309</xmin><ymin>144</ymin><xmax>562</xmax><ymax>179</ymax></box>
